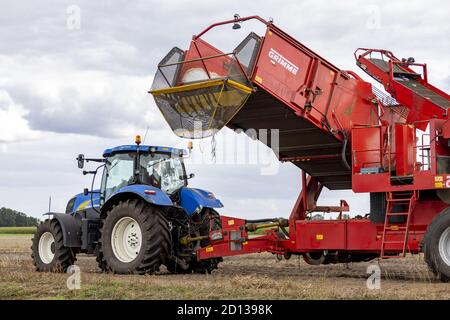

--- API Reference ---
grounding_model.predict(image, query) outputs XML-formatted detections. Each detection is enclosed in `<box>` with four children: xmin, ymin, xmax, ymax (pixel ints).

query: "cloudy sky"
<box><xmin>1</xmin><ymin>0</ymin><xmax>449</xmax><ymax>219</ymax></box>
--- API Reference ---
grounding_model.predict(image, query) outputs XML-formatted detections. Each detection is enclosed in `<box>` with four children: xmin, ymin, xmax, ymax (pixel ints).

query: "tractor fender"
<box><xmin>101</xmin><ymin>184</ymin><xmax>173</xmax><ymax>216</ymax></box>
<box><xmin>180</xmin><ymin>187</ymin><xmax>223</xmax><ymax>216</ymax></box>
<box><xmin>43</xmin><ymin>212</ymin><xmax>82</xmax><ymax>248</ymax></box>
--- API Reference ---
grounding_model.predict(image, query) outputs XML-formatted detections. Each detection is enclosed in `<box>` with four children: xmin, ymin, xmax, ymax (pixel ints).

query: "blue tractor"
<box><xmin>31</xmin><ymin>137</ymin><xmax>223</xmax><ymax>274</ymax></box>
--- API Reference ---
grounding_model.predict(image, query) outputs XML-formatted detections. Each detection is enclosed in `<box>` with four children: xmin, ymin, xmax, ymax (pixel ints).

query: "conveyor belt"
<box><xmin>396</xmin><ymin>78</ymin><xmax>450</xmax><ymax>109</ymax></box>
<box><xmin>368</xmin><ymin>58</ymin><xmax>417</xmax><ymax>75</ymax></box>
<box><xmin>362</xmin><ymin>57</ymin><xmax>450</xmax><ymax>112</ymax></box>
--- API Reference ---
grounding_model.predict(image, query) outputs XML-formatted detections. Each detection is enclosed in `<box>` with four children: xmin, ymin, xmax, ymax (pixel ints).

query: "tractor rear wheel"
<box><xmin>423</xmin><ymin>208</ymin><xmax>450</xmax><ymax>282</ymax></box>
<box><xmin>31</xmin><ymin>219</ymin><xmax>76</xmax><ymax>272</ymax></box>
<box><xmin>97</xmin><ymin>199</ymin><xmax>170</xmax><ymax>274</ymax></box>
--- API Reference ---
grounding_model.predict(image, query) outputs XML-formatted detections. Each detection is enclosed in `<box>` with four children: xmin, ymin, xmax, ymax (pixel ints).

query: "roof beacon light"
<box><xmin>135</xmin><ymin>135</ymin><xmax>141</xmax><ymax>145</ymax></box>
<box><xmin>232</xmin><ymin>14</ymin><xmax>241</xmax><ymax>30</ymax></box>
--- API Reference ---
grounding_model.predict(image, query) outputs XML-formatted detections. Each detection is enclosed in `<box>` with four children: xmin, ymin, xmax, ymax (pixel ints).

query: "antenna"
<box><xmin>142</xmin><ymin>126</ymin><xmax>150</xmax><ymax>145</ymax></box>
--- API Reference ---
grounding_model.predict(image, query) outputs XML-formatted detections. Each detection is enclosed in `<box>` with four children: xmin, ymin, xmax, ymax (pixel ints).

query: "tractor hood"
<box><xmin>180</xmin><ymin>187</ymin><xmax>223</xmax><ymax>216</ymax></box>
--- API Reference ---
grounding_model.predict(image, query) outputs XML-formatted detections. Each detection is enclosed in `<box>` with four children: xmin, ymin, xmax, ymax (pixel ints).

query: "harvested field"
<box><xmin>0</xmin><ymin>235</ymin><xmax>449</xmax><ymax>300</ymax></box>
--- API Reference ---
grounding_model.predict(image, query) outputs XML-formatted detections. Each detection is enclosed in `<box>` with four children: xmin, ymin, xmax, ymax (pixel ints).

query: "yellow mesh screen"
<box><xmin>151</xmin><ymin>79</ymin><xmax>252</xmax><ymax>138</ymax></box>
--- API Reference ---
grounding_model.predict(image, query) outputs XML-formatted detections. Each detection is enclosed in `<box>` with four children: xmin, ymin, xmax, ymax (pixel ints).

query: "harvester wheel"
<box><xmin>31</xmin><ymin>219</ymin><xmax>76</xmax><ymax>272</ymax></box>
<box><xmin>423</xmin><ymin>208</ymin><xmax>450</xmax><ymax>282</ymax></box>
<box><xmin>302</xmin><ymin>251</ymin><xmax>326</xmax><ymax>265</ymax></box>
<box><xmin>98</xmin><ymin>199</ymin><xmax>170</xmax><ymax>274</ymax></box>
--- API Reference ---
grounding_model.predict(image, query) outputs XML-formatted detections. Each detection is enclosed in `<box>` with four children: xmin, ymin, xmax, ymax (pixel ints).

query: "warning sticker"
<box><xmin>435</xmin><ymin>175</ymin><xmax>446</xmax><ymax>188</ymax></box>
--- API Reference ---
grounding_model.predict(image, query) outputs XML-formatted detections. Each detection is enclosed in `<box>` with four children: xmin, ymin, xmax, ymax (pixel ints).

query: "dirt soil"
<box><xmin>0</xmin><ymin>235</ymin><xmax>449</xmax><ymax>299</ymax></box>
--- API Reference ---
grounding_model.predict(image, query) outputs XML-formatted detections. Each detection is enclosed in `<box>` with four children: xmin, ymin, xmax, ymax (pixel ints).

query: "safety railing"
<box><xmin>352</xmin><ymin>120</ymin><xmax>433</xmax><ymax>176</ymax></box>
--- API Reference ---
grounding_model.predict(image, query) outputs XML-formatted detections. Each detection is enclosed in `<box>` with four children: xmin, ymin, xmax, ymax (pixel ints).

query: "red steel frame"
<box><xmin>355</xmin><ymin>48</ymin><xmax>450</xmax><ymax>126</ymax></box>
<box><xmin>166</xmin><ymin>16</ymin><xmax>450</xmax><ymax>262</ymax></box>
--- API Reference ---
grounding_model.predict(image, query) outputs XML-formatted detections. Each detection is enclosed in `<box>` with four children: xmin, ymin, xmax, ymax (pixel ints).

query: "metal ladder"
<box><xmin>380</xmin><ymin>190</ymin><xmax>416</xmax><ymax>258</ymax></box>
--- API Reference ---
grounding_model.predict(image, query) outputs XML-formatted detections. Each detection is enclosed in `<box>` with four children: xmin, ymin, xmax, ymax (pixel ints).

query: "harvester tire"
<box><xmin>302</xmin><ymin>252</ymin><xmax>326</xmax><ymax>265</ymax></box>
<box><xmin>423</xmin><ymin>207</ymin><xmax>450</xmax><ymax>282</ymax></box>
<box><xmin>31</xmin><ymin>219</ymin><xmax>76</xmax><ymax>272</ymax></box>
<box><xmin>98</xmin><ymin>199</ymin><xmax>170</xmax><ymax>274</ymax></box>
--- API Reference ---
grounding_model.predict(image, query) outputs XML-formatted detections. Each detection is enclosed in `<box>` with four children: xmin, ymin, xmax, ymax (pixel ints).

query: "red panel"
<box><xmin>345</xmin><ymin>220</ymin><xmax>380</xmax><ymax>251</ymax></box>
<box><xmin>443</xmin><ymin>118</ymin><xmax>450</xmax><ymax>139</ymax></box>
<box><xmin>307</xmin><ymin>62</ymin><xmax>336</xmax><ymax>117</ymax></box>
<box><xmin>351</xmin><ymin>126</ymin><xmax>383</xmax><ymax>174</ymax></box>
<box><xmin>220</xmin><ymin>215</ymin><xmax>246</xmax><ymax>230</ymax></box>
<box><xmin>395</xmin><ymin>123</ymin><xmax>415</xmax><ymax>176</ymax></box>
<box><xmin>295</xmin><ymin>220</ymin><xmax>346</xmax><ymax>250</ymax></box>
<box><xmin>178</xmin><ymin>39</ymin><xmax>230</xmax><ymax>85</ymax></box>
<box><xmin>254</xmin><ymin>29</ymin><xmax>313</xmax><ymax>110</ymax></box>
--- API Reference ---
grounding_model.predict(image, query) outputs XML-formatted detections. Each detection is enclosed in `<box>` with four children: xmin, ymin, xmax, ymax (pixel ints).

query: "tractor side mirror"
<box><xmin>179</xmin><ymin>173</ymin><xmax>195</xmax><ymax>180</ymax></box>
<box><xmin>83</xmin><ymin>188</ymin><xmax>89</xmax><ymax>196</ymax></box>
<box><xmin>77</xmin><ymin>154</ymin><xmax>85</xmax><ymax>169</ymax></box>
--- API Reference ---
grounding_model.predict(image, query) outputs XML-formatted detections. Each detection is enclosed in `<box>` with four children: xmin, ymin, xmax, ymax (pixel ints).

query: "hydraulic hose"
<box><xmin>341</xmin><ymin>133</ymin><xmax>352</xmax><ymax>171</ymax></box>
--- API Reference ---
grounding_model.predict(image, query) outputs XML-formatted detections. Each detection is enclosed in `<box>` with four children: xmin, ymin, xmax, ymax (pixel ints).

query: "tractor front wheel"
<box><xmin>31</xmin><ymin>219</ymin><xmax>76</xmax><ymax>272</ymax></box>
<box><xmin>423</xmin><ymin>208</ymin><xmax>450</xmax><ymax>282</ymax></box>
<box><xmin>97</xmin><ymin>199</ymin><xmax>171</xmax><ymax>274</ymax></box>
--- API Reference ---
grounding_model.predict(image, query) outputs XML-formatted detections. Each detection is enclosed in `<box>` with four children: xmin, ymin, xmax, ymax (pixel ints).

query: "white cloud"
<box><xmin>0</xmin><ymin>90</ymin><xmax>40</xmax><ymax>143</ymax></box>
<box><xmin>0</xmin><ymin>54</ymin><xmax>163</xmax><ymax>137</ymax></box>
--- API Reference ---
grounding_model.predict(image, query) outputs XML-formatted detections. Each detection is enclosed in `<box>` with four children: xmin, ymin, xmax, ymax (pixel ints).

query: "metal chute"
<box><xmin>150</xmin><ymin>45</ymin><xmax>254</xmax><ymax>139</ymax></box>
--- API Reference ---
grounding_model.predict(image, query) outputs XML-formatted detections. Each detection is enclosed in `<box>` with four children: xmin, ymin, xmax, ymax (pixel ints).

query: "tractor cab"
<box><xmin>100</xmin><ymin>143</ymin><xmax>189</xmax><ymax>204</ymax></box>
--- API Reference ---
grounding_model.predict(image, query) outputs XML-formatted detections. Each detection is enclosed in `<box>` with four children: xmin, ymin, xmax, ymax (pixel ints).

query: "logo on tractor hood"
<box><xmin>268</xmin><ymin>48</ymin><xmax>299</xmax><ymax>75</ymax></box>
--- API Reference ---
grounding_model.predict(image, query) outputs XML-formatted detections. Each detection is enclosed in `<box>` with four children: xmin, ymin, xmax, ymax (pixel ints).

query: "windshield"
<box><xmin>139</xmin><ymin>153</ymin><xmax>186</xmax><ymax>194</ymax></box>
<box><xmin>102</xmin><ymin>153</ymin><xmax>135</xmax><ymax>201</ymax></box>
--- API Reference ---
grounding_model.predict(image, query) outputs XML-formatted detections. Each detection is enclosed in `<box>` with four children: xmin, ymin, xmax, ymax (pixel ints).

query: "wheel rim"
<box><xmin>38</xmin><ymin>232</ymin><xmax>55</xmax><ymax>264</ymax></box>
<box><xmin>438</xmin><ymin>227</ymin><xmax>450</xmax><ymax>266</ymax></box>
<box><xmin>111</xmin><ymin>217</ymin><xmax>142</xmax><ymax>263</ymax></box>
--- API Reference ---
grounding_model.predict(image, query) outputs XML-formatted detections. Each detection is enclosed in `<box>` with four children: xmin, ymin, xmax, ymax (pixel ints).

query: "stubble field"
<box><xmin>0</xmin><ymin>234</ymin><xmax>449</xmax><ymax>300</ymax></box>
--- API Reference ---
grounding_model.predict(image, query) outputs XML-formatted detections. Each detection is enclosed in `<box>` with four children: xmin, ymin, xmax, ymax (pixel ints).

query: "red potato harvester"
<box><xmin>150</xmin><ymin>15</ymin><xmax>450</xmax><ymax>281</ymax></box>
